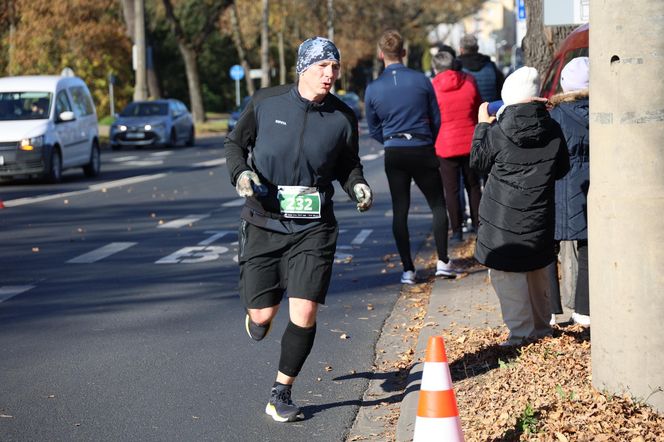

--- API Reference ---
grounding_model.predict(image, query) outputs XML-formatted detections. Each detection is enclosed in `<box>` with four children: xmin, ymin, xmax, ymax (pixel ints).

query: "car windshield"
<box><xmin>121</xmin><ymin>102</ymin><xmax>168</xmax><ymax>117</ymax></box>
<box><xmin>0</xmin><ymin>92</ymin><xmax>52</xmax><ymax>121</ymax></box>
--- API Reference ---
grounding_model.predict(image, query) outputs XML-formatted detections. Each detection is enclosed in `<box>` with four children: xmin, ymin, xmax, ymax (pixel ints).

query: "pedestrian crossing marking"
<box><xmin>222</xmin><ymin>198</ymin><xmax>245</xmax><ymax>207</ymax></box>
<box><xmin>0</xmin><ymin>285</ymin><xmax>35</xmax><ymax>303</ymax></box>
<box><xmin>157</xmin><ymin>214</ymin><xmax>210</xmax><ymax>229</ymax></box>
<box><xmin>194</xmin><ymin>158</ymin><xmax>226</xmax><ymax>167</ymax></box>
<box><xmin>67</xmin><ymin>242</ymin><xmax>137</xmax><ymax>264</ymax></box>
<box><xmin>351</xmin><ymin>229</ymin><xmax>373</xmax><ymax>245</ymax></box>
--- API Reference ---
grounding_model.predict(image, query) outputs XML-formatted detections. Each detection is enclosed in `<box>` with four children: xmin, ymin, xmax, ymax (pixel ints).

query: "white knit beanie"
<box><xmin>501</xmin><ymin>66</ymin><xmax>540</xmax><ymax>106</ymax></box>
<box><xmin>560</xmin><ymin>56</ymin><xmax>589</xmax><ymax>93</ymax></box>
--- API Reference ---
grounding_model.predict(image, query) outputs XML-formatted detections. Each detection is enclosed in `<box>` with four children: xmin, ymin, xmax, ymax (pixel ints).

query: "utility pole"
<box><xmin>589</xmin><ymin>0</ymin><xmax>664</xmax><ymax>412</ymax></box>
<box><xmin>327</xmin><ymin>0</ymin><xmax>334</xmax><ymax>42</ymax></box>
<box><xmin>133</xmin><ymin>0</ymin><xmax>148</xmax><ymax>101</ymax></box>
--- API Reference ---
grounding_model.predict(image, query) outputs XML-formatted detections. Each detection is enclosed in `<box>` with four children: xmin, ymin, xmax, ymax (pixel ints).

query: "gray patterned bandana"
<box><xmin>296</xmin><ymin>37</ymin><xmax>340</xmax><ymax>75</ymax></box>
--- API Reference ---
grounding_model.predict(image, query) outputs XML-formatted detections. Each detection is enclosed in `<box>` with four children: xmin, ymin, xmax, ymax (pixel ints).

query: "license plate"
<box><xmin>126</xmin><ymin>132</ymin><xmax>144</xmax><ymax>139</ymax></box>
<box><xmin>0</xmin><ymin>155</ymin><xmax>4</xmax><ymax>166</ymax></box>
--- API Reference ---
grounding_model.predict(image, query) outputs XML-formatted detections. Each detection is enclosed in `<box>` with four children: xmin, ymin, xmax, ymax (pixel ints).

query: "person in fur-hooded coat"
<box><xmin>549</xmin><ymin>57</ymin><xmax>591</xmax><ymax>326</ymax></box>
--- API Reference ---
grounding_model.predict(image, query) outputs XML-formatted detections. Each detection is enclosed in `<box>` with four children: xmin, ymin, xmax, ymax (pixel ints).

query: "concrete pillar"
<box><xmin>589</xmin><ymin>0</ymin><xmax>664</xmax><ymax>412</ymax></box>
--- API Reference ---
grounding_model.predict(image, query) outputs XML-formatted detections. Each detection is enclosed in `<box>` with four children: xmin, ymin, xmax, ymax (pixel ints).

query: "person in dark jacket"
<box><xmin>364</xmin><ymin>29</ymin><xmax>459</xmax><ymax>285</ymax></box>
<box><xmin>431</xmin><ymin>50</ymin><xmax>482</xmax><ymax>243</ymax></box>
<box><xmin>458</xmin><ymin>34</ymin><xmax>505</xmax><ymax>103</ymax></box>
<box><xmin>225</xmin><ymin>37</ymin><xmax>373</xmax><ymax>423</ymax></box>
<box><xmin>550</xmin><ymin>57</ymin><xmax>590</xmax><ymax>326</ymax></box>
<box><xmin>470</xmin><ymin>66</ymin><xmax>570</xmax><ymax>346</ymax></box>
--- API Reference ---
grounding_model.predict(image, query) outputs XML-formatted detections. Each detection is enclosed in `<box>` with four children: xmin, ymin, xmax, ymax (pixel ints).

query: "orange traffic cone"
<box><xmin>413</xmin><ymin>335</ymin><xmax>464</xmax><ymax>442</ymax></box>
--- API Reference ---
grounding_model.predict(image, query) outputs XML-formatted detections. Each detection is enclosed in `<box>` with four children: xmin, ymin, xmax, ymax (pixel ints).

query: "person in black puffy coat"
<box><xmin>549</xmin><ymin>57</ymin><xmax>591</xmax><ymax>327</ymax></box>
<box><xmin>470</xmin><ymin>66</ymin><xmax>570</xmax><ymax>346</ymax></box>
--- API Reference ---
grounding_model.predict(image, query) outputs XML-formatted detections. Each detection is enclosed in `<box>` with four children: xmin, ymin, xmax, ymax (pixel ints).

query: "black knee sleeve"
<box><xmin>278</xmin><ymin>321</ymin><xmax>317</xmax><ymax>377</ymax></box>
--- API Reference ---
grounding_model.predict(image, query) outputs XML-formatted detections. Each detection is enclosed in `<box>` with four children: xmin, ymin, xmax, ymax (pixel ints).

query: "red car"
<box><xmin>540</xmin><ymin>23</ymin><xmax>589</xmax><ymax>98</ymax></box>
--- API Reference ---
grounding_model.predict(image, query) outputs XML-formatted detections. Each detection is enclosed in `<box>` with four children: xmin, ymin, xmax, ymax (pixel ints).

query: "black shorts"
<box><xmin>238</xmin><ymin>220</ymin><xmax>338</xmax><ymax>308</ymax></box>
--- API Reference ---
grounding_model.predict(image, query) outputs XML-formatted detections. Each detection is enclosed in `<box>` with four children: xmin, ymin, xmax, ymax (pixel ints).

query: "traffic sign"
<box><xmin>229</xmin><ymin>64</ymin><xmax>244</xmax><ymax>81</ymax></box>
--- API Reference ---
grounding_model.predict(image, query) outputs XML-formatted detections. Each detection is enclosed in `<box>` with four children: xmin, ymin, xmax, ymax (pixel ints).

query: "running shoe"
<box><xmin>245</xmin><ymin>314</ymin><xmax>272</xmax><ymax>341</ymax></box>
<box><xmin>435</xmin><ymin>259</ymin><xmax>460</xmax><ymax>277</ymax></box>
<box><xmin>265</xmin><ymin>384</ymin><xmax>303</xmax><ymax>422</ymax></box>
<box><xmin>400</xmin><ymin>270</ymin><xmax>416</xmax><ymax>285</ymax></box>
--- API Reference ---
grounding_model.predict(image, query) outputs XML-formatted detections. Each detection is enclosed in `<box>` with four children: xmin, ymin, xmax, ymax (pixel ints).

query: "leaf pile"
<box><xmin>440</xmin><ymin>325</ymin><xmax>664</xmax><ymax>441</ymax></box>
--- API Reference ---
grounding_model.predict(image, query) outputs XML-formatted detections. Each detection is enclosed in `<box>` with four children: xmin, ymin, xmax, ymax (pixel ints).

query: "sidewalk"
<box><xmin>395</xmin><ymin>244</ymin><xmax>503</xmax><ymax>441</ymax></box>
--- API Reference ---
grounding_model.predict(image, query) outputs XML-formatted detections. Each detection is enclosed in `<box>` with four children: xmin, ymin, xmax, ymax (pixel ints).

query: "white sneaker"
<box><xmin>549</xmin><ymin>314</ymin><xmax>557</xmax><ymax>326</ymax></box>
<box><xmin>400</xmin><ymin>270</ymin><xmax>416</xmax><ymax>285</ymax></box>
<box><xmin>572</xmin><ymin>312</ymin><xmax>590</xmax><ymax>326</ymax></box>
<box><xmin>435</xmin><ymin>259</ymin><xmax>459</xmax><ymax>277</ymax></box>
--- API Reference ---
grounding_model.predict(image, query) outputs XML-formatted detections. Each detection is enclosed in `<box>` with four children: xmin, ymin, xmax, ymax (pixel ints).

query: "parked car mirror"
<box><xmin>57</xmin><ymin>110</ymin><xmax>76</xmax><ymax>122</ymax></box>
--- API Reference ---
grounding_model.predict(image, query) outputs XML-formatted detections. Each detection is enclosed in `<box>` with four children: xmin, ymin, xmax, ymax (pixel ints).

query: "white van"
<box><xmin>0</xmin><ymin>75</ymin><xmax>100</xmax><ymax>183</ymax></box>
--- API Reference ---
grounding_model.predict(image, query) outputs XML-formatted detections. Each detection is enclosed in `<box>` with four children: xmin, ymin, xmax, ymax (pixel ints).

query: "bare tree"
<box><xmin>161</xmin><ymin>0</ymin><xmax>232</xmax><ymax>122</ymax></box>
<box><xmin>260</xmin><ymin>0</ymin><xmax>269</xmax><ymax>88</ymax></box>
<box><xmin>120</xmin><ymin>0</ymin><xmax>161</xmax><ymax>99</ymax></box>
<box><xmin>229</xmin><ymin>2</ymin><xmax>255</xmax><ymax>95</ymax></box>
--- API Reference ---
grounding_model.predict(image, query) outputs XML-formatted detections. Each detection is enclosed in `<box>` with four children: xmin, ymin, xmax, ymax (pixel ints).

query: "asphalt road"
<box><xmin>0</xmin><ymin>126</ymin><xmax>438</xmax><ymax>441</ymax></box>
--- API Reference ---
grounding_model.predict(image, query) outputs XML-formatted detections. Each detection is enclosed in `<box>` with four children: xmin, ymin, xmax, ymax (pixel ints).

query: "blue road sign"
<box><xmin>517</xmin><ymin>0</ymin><xmax>526</xmax><ymax>20</ymax></box>
<box><xmin>230</xmin><ymin>64</ymin><xmax>245</xmax><ymax>81</ymax></box>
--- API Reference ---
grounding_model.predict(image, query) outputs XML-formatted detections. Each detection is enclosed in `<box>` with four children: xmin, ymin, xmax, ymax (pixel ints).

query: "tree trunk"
<box><xmin>229</xmin><ymin>3</ymin><xmax>254</xmax><ymax>96</ymax></box>
<box><xmin>522</xmin><ymin>0</ymin><xmax>576</xmax><ymax>75</ymax></box>
<box><xmin>146</xmin><ymin>46</ymin><xmax>161</xmax><ymax>98</ymax></box>
<box><xmin>278</xmin><ymin>30</ymin><xmax>286</xmax><ymax>85</ymax></box>
<box><xmin>7</xmin><ymin>0</ymin><xmax>17</xmax><ymax>75</ymax></box>
<box><xmin>260</xmin><ymin>0</ymin><xmax>269</xmax><ymax>88</ymax></box>
<box><xmin>179</xmin><ymin>43</ymin><xmax>205</xmax><ymax>123</ymax></box>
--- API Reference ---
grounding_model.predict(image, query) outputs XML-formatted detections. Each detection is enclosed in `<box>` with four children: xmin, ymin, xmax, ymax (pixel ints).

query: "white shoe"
<box><xmin>572</xmin><ymin>312</ymin><xmax>590</xmax><ymax>326</ymax></box>
<box><xmin>400</xmin><ymin>270</ymin><xmax>416</xmax><ymax>285</ymax></box>
<box><xmin>435</xmin><ymin>259</ymin><xmax>459</xmax><ymax>277</ymax></box>
<box><xmin>549</xmin><ymin>314</ymin><xmax>557</xmax><ymax>326</ymax></box>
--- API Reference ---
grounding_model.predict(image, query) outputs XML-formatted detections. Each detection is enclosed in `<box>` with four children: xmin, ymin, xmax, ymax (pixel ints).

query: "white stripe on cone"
<box><xmin>413</xmin><ymin>416</ymin><xmax>464</xmax><ymax>442</ymax></box>
<box><xmin>420</xmin><ymin>362</ymin><xmax>453</xmax><ymax>391</ymax></box>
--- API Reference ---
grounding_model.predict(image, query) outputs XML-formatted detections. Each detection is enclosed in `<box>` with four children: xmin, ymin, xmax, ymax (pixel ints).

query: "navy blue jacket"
<box><xmin>458</xmin><ymin>53</ymin><xmax>504</xmax><ymax>103</ymax></box>
<box><xmin>550</xmin><ymin>92</ymin><xmax>590</xmax><ymax>241</ymax></box>
<box><xmin>225</xmin><ymin>84</ymin><xmax>367</xmax><ymax>231</ymax></box>
<box><xmin>364</xmin><ymin>63</ymin><xmax>440</xmax><ymax>148</ymax></box>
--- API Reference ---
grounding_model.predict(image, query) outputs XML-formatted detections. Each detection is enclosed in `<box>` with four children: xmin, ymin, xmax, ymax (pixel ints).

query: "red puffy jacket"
<box><xmin>431</xmin><ymin>70</ymin><xmax>481</xmax><ymax>158</ymax></box>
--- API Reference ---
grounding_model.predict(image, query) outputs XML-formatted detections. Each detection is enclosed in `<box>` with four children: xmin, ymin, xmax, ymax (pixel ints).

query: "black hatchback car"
<box><xmin>110</xmin><ymin>99</ymin><xmax>194</xmax><ymax>150</ymax></box>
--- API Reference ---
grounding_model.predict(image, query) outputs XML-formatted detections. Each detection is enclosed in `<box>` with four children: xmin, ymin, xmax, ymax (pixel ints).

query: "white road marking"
<box><xmin>222</xmin><ymin>198</ymin><xmax>245</xmax><ymax>207</ymax></box>
<box><xmin>110</xmin><ymin>156</ymin><xmax>139</xmax><ymax>162</ymax></box>
<box><xmin>155</xmin><ymin>246</ymin><xmax>228</xmax><ymax>264</ymax></box>
<box><xmin>4</xmin><ymin>173</ymin><xmax>167</xmax><ymax>207</ymax></box>
<box><xmin>361</xmin><ymin>150</ymin><xmax>385</xmax><ymax>161</ymax></box>
<box><xmin>150</xmin><ymin>151</ymin><xmax>173</xmax><ymax>157</ymax></box>
<box><xmin>125</xmin><ymin>160</ymin><xmax>164</xmax><ymax>166</ymax></box>
<box><xmin>384</xmin><ymin>209</ymin><xmax>433</xmax><ymax>219</ymax></box>
<box><xmin>199</xmin><ymin>230</ymin><xmax>234</xmax><ymax>246</ymax></box>
<box><xmin>194</xmin><ymin>158</ymin><xmax>226</xmax><ymax>167</ymax></box>
<box><xmin>351</xmin><ymin>229</ymin><xmax>372</xmax><ymax>245</ymax></box>
<box><xmin>0</xmin><ymin>285</ymin><xmax>35</xmax><ymax>303</ymax></box>
<box><xmin>67</xmin><ymin>242</ymin><xmax>137</xmax><ymax>264</ymax></box>
<box><xmin>334</xmin><ymin>252</ymin><xmax>353</xmax><ymax>263</ymax></box>
<box><xmin>157</xmin><ymin>214</ymin><xmax>210</xmax><ymax>229</ymax></box>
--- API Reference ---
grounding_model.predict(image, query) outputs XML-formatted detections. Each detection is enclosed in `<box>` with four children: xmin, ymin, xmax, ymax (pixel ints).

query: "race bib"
<box><xmin>277</xmin><ymin>185</ymin><xmax>321</xmax><ymax>219</ymax></box>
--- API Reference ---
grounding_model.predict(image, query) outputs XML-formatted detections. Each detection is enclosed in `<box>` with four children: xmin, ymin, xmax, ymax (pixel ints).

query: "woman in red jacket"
<box><xmin>431</xmin><ymin>50</ymin><xmax>482</xmax><ymax>243</ymax></box>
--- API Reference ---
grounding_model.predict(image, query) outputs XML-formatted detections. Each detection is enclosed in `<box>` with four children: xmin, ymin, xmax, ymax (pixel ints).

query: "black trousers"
<box><xmin>438</xmin><ymin>155</ymin><xmax>482</xmax><ymax>232</ymax></box>
<box><xmin>384</xmin><ymin>147</ymin><xmax>449</xmax><ymax>271</ymax></box>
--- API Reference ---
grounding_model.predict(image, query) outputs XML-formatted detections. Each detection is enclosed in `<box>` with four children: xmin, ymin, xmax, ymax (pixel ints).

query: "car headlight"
<box><xmin>19</xmin><ymin>135</ymin><xmax>44</xmax><ymax>151</ymax></box>
<box><xmin>117</xmin><ymin>124</ymin><xmax>127</xmax><ymax>131</ymax></box>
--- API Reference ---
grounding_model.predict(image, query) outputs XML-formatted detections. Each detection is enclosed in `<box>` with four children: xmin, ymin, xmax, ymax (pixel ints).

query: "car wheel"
<box><xmin>83</xmin><ymin>141</ymin><xmax>101</xmax><ymax>177</ymax></box>
<box><xmin>168</xmin><ymin>129</ymin><xmax>177</xmax><ymax>148</ymax></box>
<box><xmin>45</xmin><ymin>148</ymin><xmax>62</xmax><ymax>184</ymax></box>
<box><xmin>186</xmin><ymin>126</ymin><xmax>195</xmax><ymax>147</ymax></box>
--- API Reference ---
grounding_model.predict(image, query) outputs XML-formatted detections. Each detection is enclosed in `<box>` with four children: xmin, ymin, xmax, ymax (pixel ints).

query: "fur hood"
<box><xmin>549</xmin><ymin>89</ymin><xmax>589</xmax><ymax>107</ymax></box>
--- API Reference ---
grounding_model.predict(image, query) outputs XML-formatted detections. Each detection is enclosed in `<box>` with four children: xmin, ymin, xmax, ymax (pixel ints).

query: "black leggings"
<box><xmin>438</xmin><ymin>155</ymin><xmax>482</xmax><ymax>232</ymax></box>
<box><xmin>384</xmin><ymin>147</ymin><xmax>449</xmax><ymax>271</ymax></box>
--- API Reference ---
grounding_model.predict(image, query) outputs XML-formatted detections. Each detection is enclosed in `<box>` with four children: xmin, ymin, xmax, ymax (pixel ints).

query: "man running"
<box><xmin>225</xmin><ymin>36</ymin><xmax>373</xmax><ymax>423</ymax></box>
